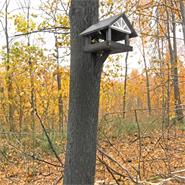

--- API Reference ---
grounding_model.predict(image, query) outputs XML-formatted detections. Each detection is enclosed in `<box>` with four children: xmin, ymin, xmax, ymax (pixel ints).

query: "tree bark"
<box><xmin>24</xmin><ymin>0</ymin><xmax>36</xmax><ymax>132</ymax></box>
<box><xmin>5</xmin><ymin>0</ymin><xmax>14</xmax><ymax>131</ymax></box>
<box><xmin>54</xmin><ymin>35</ymin><xmax>64</xmax><ymax>132</ymax></box>
<box><xmin>180</xmin><ymin>0</ymin><xmax>185</xmax><ymax>45</ymax></box>
<box><xmin>139</xmin><ymin>15</ymin><xmax>151</xmax><ymax>115</ymax></box>
<box><xmin>64</xmin><ymin>0</ymin><xmax>108</xmax><ymax>184</ymax></box>
<box><xmin>143</xmin><ymin>49</ymin><xmax>151</xmax><ymax>115</ymax></box>
<box><xmin>123</xmin><ymin>52</ymin><xmax>129</xmax><ymax>119</ymax></box>
<box><xmin>171</xmin><ymin>10</ymin><xmax>184</xmax><ymax>121</ymax></box>
<box><xmin>156</xmin><ymin>7</ymin><xmax>167</xmax><ymax>127</ymax></box>
<box><xmin>166</xmin><ymin>6</ymin><xmax>183</xmax><ymax>121</ymax></box>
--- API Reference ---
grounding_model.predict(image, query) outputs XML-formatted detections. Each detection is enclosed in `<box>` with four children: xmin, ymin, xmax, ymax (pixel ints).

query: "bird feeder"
<box><xmin>80</xmin><ymin>13</ymin><xmax>137</xmax><ymax>54</ymax></box>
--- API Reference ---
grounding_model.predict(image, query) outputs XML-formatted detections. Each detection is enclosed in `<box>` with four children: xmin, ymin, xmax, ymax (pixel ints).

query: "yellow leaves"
<box><xmin>14</xmin><ymin>15</ymin><xmax>36</xmax><ymax>33</ymax></box>
<box><xmin>55</xmin><ymin>34</ymin><xmax>70</xmax><ymax>47</ymax></box>
<box><xmin>58</xmin><ymin>90</ymin><xmax>62</xmax><ymax>96</ymax></box>
<box><xmin>20</xmin><ymin>92</ymin><xmax>24</xmax><ymax>96</ymax></box>
<box><xmin>57</xmin><ymin>15</ymin><xmax>69</xmax><ymax>27</ymax></box>
<box><xmin>107</xmin><ymin>0</ymin><xmax>113</xmax><ymax>6</ymax></box>
<box><xmin>55</xmin><ymin>41</ymin><xmax>62</xmax><ymax>48</ymax></box>
<box><xmin>38</xmin><ymin>20</ymin><xmax>50</xmax><ymax>30</ymax></box>
<box><xmin>138</xmin><ymin>0</ymin><xmax>154</xmax><ymax>10</ymax></box>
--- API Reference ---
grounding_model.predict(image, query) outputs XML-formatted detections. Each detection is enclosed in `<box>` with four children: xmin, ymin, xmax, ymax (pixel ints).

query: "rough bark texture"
<box><xmin>63</xmin><ymin>0</ymin><xmax>107</xmax><ymax>184</ymax></box>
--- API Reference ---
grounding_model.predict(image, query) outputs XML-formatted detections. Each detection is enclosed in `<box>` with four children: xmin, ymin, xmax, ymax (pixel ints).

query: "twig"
<box><xmin>7</xmin><ymin>141</ymin><xmax>62</xmax><ymax>168</ymax></box>
<box><xmin>98</xmin><ymin>129</ymin><xmax>127</xmax><ymax>163</ymax></box>
<box><xmin>98</xmin><ymin>156</ymin><xmax>123</xmax><ymax>185</ymax></box>
<box><xmin>97</xmin><ymin>147</ymin><xmax>137</xmax><ymax>184</ymax></box>
<box><xmin>0</xmin><ymin>149</ymin><xmax>13</xmax><ymax>163</ymax></box>
<box><xmin>25</xmin><ymin>152</ymin><xmax>62</xmax><ymax>168</ymax></box>
<box><xmin>53</xmin><ymin>175</ymin><xmax>64</xmax><ymax>185</ymax></box>
<box><xmin>134</xmin><ymin>110</ymin><xmax>142</xmax><ymax>181</ymax></box>
<box><xmin>35</xmin><ymin>109</ymin><xmax>63</xmax><ymax>167</ymax></box>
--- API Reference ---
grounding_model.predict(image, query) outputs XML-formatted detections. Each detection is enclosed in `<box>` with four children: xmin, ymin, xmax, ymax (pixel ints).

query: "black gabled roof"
<box><xmin>80</xmin><ymin>13</ymin><xmax>137</xmax><ymax>38</ymax></box>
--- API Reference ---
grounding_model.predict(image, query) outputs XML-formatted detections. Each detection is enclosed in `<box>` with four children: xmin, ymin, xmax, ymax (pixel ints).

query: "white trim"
<box><xmin>111</xmin><ymin>17</ymin><xmax>131</xmax><ymax>34</ymax></box>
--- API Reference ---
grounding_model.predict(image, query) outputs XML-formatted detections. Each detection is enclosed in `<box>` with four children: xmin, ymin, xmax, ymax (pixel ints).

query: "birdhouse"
<box><xmin>80</xmin><ymin>13</ymin><xmax>137</xmax><ymax>54</ymax></box>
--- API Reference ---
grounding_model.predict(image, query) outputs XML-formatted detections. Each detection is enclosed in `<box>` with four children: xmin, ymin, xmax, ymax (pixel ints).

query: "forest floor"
<box><xmin>0</xmin><ymin>127</ymin><xmax>185</xmax><ymax>184</ymax></box>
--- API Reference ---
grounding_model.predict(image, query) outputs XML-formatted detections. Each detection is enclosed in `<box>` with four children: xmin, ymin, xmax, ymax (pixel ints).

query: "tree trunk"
<box><xmin>63</xmin><ymin>0</ymin><xmax>108</xmax><ymax>184</ymax></box>
<box><xmin>180</xmin><ymin>0</ymin><xmax>185</xmax><ymax>45</ymax></box>
<box><xmin>166</xmin><ymin>6</ymin><xmax>183</xmax><ymax>121</ymax></box>
<box><xmin>156</xmin><ymin>8</ymin><xmax>167</xmax><ymax>127</ymax></box>
<box><xmin>171</xmin><ymin>10</ymin><xmax>184</xmax><ymax>121</ymax></box>
<box><xmin>166</xmin><ymin>62</ymin><xmax>170</xmax><ymax>126</ymax></box>
<box><xmin>143</xmin><ymin>53</ymin><xmax>151</xmax><ymax>115</ymax></box>
<box><xmin>27</xmin><ymin>1</ymin><xmax>36</xmax><ymax>132</ymax></box>
<box><xmin>123</xmin><ymin>52</ymin><xmax>129</xmax><ymax>119</ymax></box>
<box><xmin>139</xmin><ymin>15</ymin><xmax>151</xmax><ymax>115</ymax></box>
<box><xmin>54</xmin><ymin>35</ymin><xmax>64</xmax><ymax>132</ymax></box>
<box><xmin>5</xmin><ymin>0</ymin><xmax>14</xmax><ymax>131</ymax></box>
<box><xmin>29</xmin><ymin>64</ymin><xmax>36</xmax><ymax>131</ymax></box>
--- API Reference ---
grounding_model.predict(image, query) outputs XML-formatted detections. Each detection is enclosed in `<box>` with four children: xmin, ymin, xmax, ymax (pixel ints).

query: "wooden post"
<box><xmin>125</xmin><ymin>34</ymin><xmax>129</xmax><ymax>46</ymax></box>
<box><xmin>106</xmin><ymin>28</ymin><xmax>111</xmax><ymax>41</ymax></box>
<box><xmin>85</xmin><ymin>36</ymin><xmax>91</xmax><ymax>45</ymax></box>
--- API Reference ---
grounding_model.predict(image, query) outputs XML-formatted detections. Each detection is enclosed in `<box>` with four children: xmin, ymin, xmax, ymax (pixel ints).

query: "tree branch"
<box><xmin>13</xmin><ymin>26</ymin><xmax>69</xmax><ymax>37</ymax></box>
<box><xmin>35</xmin><ymin>108</ymin><xmax>64</xmax><ymax>167</ymax></box>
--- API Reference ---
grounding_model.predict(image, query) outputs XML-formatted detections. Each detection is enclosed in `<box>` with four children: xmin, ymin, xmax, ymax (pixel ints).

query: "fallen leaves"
<box><xmin>1</xmin><ymin>128</ymin><xmax>185</xmax><ymax>184</ymax></box>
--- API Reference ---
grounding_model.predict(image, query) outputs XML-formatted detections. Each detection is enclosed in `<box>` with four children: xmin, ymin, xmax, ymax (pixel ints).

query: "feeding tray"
<box><xmin>84</xmin><ymin>41</ymin><xmax>133</xmax><ymax>54</ymax></box>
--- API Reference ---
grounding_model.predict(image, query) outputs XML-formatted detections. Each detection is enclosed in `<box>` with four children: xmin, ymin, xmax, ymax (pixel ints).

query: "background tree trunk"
<box><xmin>54</xmin><ymin>34</ymin><xmax>64</xmax><ymax>132</ymax></box>
<box><xmin>26</xmin><ymin>0</ymin><xmax>36</xmax><ymax>132</ymax></box>
<box><xmin>180</xmin><ymin>0</ymin><xmax>185</xmax><ymax>45</ymax></box>
<box><xmin>123</xmin><ymin>52</ymin><xmax>129</xmax><ymax>119</ymax></box>
<box><xmin>166</xmin><ymin>6</ymin><xmax>183</xmax><ymax>121</ymax></box>
<box><xmin>5</xmin><ymin>0</ymin><xmax>14</xmax><ymax>131</ymax></box>
<box><xmin>64</xmin><ymin>0</ymin><xmax>108</xmax><ymax>184</ymax></box>
<box><xmin>171</xmin><ymin>10</ymin><xmax>183</xmax><ymax>121</ymax></box>
<box><xmin>156</xmin><ymin>7</ymin><xmax>166</xmax><ymax>127</ymax></box>
<box><xmin>139</xmin><ymin>15</ymin><xmax>151</xmax><ymax>115</ymax></box>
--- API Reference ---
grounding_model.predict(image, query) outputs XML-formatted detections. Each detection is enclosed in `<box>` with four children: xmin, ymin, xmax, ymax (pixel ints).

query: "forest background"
<box><xmin>0</xmin><ymin>0</ymin><xmax>185</xmax><ymax>184</ymax></box>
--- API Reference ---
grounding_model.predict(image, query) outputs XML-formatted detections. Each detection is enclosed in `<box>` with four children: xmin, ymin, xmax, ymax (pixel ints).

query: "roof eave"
<box><xmin>80</xmin><ymin>26</ymin><xmax>108</xmax><ymax>37</ymax></box>
<box><xmin>80</xmin><ymin>12</ymin><xmax>138</xmax><ymax>38</ymax></box>
<box><xmin>80</xmin><ymin>13</ymin><xmax>123</xmax><ymax>37</ymax></box>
